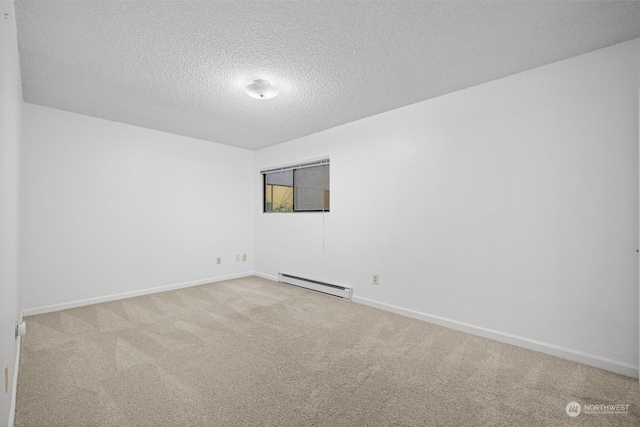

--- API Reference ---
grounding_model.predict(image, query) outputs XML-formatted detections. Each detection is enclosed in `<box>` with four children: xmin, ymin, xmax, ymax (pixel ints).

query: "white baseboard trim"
<box><xmin>22</xmin><ymin>272</ymin><xmax>254</xmax><ymax>316</ymax></box>
<box><xmin>252</xmin><ymin>272</ymin><xmax>278</xmax><ymax>282</ymax></box>
<box><xmin>8</xmin><ymin>313</ymin><xmax>23</xmax><ymax>427</ymax></box>
<box><xmin>352</xmin><ymin>295</ymin><xmax>639</xmax><ymax>379</ymax></box>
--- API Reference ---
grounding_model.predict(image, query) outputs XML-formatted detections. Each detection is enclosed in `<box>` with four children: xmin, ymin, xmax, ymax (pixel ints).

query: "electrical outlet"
<box><xmin>242</xmin><ymin>254</ymin><xmax>247</xmax><ymax>262</ymax></box>
<box><xmin>216</xmin><ymin>257</ymin><xmax>221</xmax><ymax>265</ymax></box>
<box><xmin>372</xmin><ymin>274</ymin><xmax>379</xmax><ymax>285</ymax></box>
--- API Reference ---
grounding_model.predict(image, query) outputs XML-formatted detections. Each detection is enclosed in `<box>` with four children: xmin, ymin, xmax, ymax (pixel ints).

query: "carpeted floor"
<box><xmin>15</xmin><ymin>276</ymin><xmax>639</xmax><ymax>426</ymax></box>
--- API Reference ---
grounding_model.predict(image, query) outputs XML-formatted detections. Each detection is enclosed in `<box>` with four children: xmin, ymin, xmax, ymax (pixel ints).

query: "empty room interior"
<box><xmin>2</xmin><ymin>0</ymin><xmax>640</xmax><ymax>426</ymax></box>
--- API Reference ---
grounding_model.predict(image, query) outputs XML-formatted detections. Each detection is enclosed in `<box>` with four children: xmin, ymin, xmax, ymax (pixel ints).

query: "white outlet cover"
<box><xmin>16</xmin><ymin>321</ymin><xmax>26</xmax><ymax>337</ymax></box>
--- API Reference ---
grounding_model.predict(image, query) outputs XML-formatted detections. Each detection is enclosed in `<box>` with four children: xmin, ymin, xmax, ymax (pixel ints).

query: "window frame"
<box><xmin>262</xmin><ymin>158</ymin><xmax>330</xmax><ymax>214</ymax></box>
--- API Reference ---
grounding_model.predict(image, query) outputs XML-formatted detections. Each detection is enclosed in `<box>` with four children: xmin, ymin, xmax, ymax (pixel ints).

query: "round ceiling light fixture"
<box><xmin>245</xmin><ymin>79</ymin><xmax>279</xmax><ymax>100</ymax></box>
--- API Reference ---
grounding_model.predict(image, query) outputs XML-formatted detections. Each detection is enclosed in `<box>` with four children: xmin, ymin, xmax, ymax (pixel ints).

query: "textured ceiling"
<box><xmin>15</xmin><ymin>1</ymin><xmax>640</xmax><ymax>150</ymax></box>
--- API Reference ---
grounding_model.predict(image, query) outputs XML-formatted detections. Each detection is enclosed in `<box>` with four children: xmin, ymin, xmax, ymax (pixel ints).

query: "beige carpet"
<box><xmin>15</xmin><ymin>276</ymin><xmax>639</xmax><ymax>426</ymax></box>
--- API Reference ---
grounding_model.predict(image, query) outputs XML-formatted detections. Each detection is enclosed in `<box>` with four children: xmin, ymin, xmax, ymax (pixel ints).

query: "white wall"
<box><xmin>255</xmin><ymin>39</ymin><xmax>640</xmax><ymax>375</ymax></box>
<box><xmin>0</xmin><ymin>0</ymin><xmax>23</xmax><ymax>425</ymax></box>
<box><xmin>20</xmin><ymin>104</ymin><xmax>254</xmax><ymax>311</ymax></box>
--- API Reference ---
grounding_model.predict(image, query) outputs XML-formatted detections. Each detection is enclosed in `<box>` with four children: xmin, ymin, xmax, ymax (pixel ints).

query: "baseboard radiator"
<box><xmin>278</xmin><ymin>273</ymin><xmax>352</xmax><ymax>300</ymax></box>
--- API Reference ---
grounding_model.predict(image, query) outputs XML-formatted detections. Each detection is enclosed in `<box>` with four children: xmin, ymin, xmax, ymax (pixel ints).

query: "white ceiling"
<box><xmin>15</xmin><ymin>1</ymin><xmax>640</xmax><ymax>150</ymax></box>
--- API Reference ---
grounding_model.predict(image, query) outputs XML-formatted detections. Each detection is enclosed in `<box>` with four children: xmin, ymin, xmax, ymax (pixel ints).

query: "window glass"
<box><xmin>294</xmin><ymin>165</ymin><xmax>330</xmax><ymax>211</ymax></box>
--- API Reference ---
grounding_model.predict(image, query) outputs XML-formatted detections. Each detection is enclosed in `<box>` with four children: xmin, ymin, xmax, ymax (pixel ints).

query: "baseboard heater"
<box><xmin>278</xmin><ymin>273</ymin><xmax>352</xmax><ymax>300</ymax></box>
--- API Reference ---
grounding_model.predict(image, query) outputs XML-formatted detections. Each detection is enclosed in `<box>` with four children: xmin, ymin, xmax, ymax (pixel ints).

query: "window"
<box><xmin>263</xmin><ymin>159</ymin><xmax>330</xmax><ymax>213</ymax></box>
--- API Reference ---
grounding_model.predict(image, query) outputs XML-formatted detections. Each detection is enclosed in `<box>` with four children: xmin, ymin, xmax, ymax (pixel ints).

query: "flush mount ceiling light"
<box><xmin>245</xmin><ymin>79</ymin><xmax>279</xmax><ymax>100</ymax></box>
